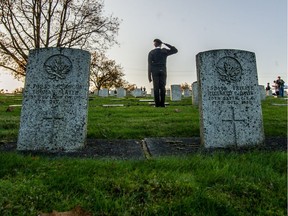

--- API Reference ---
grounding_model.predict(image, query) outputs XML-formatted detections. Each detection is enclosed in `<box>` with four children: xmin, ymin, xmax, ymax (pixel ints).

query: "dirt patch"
<box><xmin>0</xmin><ymin>137</ymin><xmax>286</xmax><ymax>159</ymax></box>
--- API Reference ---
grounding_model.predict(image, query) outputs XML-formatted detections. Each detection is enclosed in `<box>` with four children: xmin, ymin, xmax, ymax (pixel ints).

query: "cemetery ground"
<box><xmin>0</xmin><ymin>94</ymin><xmax>287</xmax><ymax>215</ymax></box>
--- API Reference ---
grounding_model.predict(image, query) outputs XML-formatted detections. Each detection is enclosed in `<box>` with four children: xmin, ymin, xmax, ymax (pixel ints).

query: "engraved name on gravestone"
<box><xmin>17</xmin><ymin>48</ymin><xmax>91</xmax><ymax>151</ymax></box>
<box><xmin>196</xmin><ymin>49</ymin><xmax>265</xmax><ymax>148</ymax></box>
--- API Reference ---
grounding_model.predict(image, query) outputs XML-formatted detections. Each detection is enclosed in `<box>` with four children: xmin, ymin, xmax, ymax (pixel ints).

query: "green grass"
<box><xmin>0</xmin><ymin>94</ymin><xmax>287</xmax><ymax>215</ymax></box>
<box><xmin>0</xmin><ymin>94</ymin><xmax>287</xmax><ymax>141</ymax></box>
<box><xmin>0</xmin><ymin>151</ymin><xmax>286</xmax><ymax>215</ymax></box>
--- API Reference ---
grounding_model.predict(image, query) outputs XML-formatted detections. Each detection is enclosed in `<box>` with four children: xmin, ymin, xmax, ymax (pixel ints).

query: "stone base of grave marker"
<box><xmin>17</xmin><ymin>48</ymin><xmax>91</xmax><ymax>152</ymax></box>
<box><xmin>196</xmin><ymin>49</ymin><xmax>265</xmax><ymax>148</ymax></box>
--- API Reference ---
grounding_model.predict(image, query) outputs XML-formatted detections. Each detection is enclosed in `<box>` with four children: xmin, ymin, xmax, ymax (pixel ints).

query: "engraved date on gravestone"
<box><xmin>44</xmin><ymin>54</ymin><xmax>72</xmax><ymax>80</ymax></box>
<box><xmin>216</xmin><ymin>57</ymin><xmax>242</xmax><ymax>83</ymax></box>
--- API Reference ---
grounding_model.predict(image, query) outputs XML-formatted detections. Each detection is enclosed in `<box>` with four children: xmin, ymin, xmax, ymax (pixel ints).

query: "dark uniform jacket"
<box><xmin>148</xmin><ymin>44</ymin><xmax>178</xmax><ymax>79</ymax></box>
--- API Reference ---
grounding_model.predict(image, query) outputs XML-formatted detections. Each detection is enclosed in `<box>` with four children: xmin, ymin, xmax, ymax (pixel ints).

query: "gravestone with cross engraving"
<box><xmin>196</xmin><ymin>49</ymin><xmax>265</xmax><ymax>148</ymax></box>
<box><xmin>17</xmin><ymin>48</ymin><xmax>91</xmax><ymax>151</ymax></box>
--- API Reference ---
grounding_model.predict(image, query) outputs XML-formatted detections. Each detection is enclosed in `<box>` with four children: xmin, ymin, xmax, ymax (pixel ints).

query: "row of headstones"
<box><xmin>17</xmin><ymin>48</ymin><xmax>266</xmax><ymax>151</ymax></box>
<box><xmin>96</xmin><ymin>86</ymin><xmax>192</xmax><ymax>100</ymax></box>
<box><xmin>99</xmin><ymin>83</ymin><xmax>275</xmax><ymax>103</ymax></box>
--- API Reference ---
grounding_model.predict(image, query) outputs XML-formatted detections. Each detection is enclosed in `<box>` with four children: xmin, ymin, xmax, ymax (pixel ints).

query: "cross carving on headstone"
<box><xmin>222</xmin><ymin>107</ymin><xmax>246</xmax><ymax>147</ymax></box>
<box><xmin>43</xmin><ymin>115</ymin><xmax>64</xmax><ymax>146</ymax></box>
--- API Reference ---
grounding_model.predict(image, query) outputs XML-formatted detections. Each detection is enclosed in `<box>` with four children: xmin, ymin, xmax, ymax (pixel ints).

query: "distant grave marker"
<box><xmin>196</xmin><ymin>49</ymin><xmax>265</xmax><ymax>148</ymax></box>
<box><xmin>170</xmin><ymin>85</ymin><xmax>182</xmax><ymax>101</ymax></box>
<box><xmin>17</xmin><ymin>48</ymin><xmax>91</xmax><ymax>151</ymax></box>
<box><xmin>132</xmin><ymin>89</ymin><xmax>142</xmax><ymax>97</ymax></box>
<box><xmin>99</xmin><ymin>88</ymin><xmax>108</xmax><ymax>97</ymax></box>
<box><xmin>183</xmin><ymin>89</ymin><xmax>191</xmax><ymax>97</ymax></box>
<box><xmin>191</xmin><ymin>81</ymin><xmax>198</xmax><ymax>106</ymax></box>
<box><xmin>259</xmin><ymin>85</ymin><xmax>266</xmax><ymax>100</ymax></box>
<box><xmin>117</xmin><ymin>87</ymin><xmax>126</xmax><ymax>98</ymax></box>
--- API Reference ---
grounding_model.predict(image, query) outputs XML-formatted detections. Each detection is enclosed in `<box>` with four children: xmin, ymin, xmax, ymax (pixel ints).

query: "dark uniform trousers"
<box><xmin>152</xmin><ymin>67</ymin><xmax>167</xmax><ymax>107</ymax></box>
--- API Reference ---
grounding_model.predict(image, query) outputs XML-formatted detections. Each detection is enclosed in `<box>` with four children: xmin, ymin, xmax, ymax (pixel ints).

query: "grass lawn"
<box><xmin>0</xmin><ymin>94</ymin><xmax>287</xmax><ymax>215</ymax></box>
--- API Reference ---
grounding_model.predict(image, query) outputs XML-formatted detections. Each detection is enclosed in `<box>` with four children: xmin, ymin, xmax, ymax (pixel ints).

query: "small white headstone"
<box><xmin>117</xmin><ymin>87</ymin><xmax>126</xmax><ymax>98</ymax></box>
<box><xmin>192</xmin><ymin>81</ymin><xmax>198</xmax><ymax>106</ymax></box>
<box><xmin>166</xmin><ymin>89</ymin><xmax>171</xmax><ymax>96</ymax></box>
<box><xmin>99</xmin><ymin>88</ymin><xmax>108</xmax><ymax>97</ymax></box>
<box><xmin>259</xmin><ymin>85</ymin><xmax>266</xmax><ymax>100</ymax></box>
<box><xmin>132</xmin><ymin>89</ymin><xmax>142</xmax><ymax>97</ymax></box>
<box><xmin>170</xmin><ymin>85</ymin><xmax>182</xmax><ymax>101</ymax></box>
<box><xmin>150</xmin><ymin>88</ymin><xmax>154</xmax><ymax>97</ymax></box>
<box><xmin>183</xmin><ymin>89</ymin><xmax>191</xmax><ymax>97</ymax></box>
<box><xmin>266</xmin><ymin>90</ymin><xmax>272</xmax><ymax>96</ymax></box>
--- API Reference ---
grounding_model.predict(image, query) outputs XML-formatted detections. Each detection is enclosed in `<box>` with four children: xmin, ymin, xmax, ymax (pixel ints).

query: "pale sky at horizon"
<box><xmin>0</xmin><ymin>0</ymin><xmax>287</xmax><ymax>92</ymax></box>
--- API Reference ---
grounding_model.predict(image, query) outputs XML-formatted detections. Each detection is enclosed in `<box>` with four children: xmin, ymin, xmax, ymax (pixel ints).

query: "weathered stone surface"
<box><xmin>183</xmin><ymin>89</ymin><xmax>191</xmax><ymax>97</ymax></box>
<box><xmin>170</xmin><ymin>85</ymin><xmax>182</xmax><ymax>101</ymax></box>
<box><xmin>191</xmin><ymin>81</ymin><xmax>198</xmax><ymax>106</ymax></box>
<box><xmin>99</xmin><ymin>88</ymin><xmax>108</xmax><ymax>97</ymax></box>
<box><xmin>266</xmin><ymin>90</ymin><xmax>272</xmax><ymax>96</ymax></box>
<box><xmin>17</xmin><ymin>48</ymin><xmax>91</xmax><ymax>151</ymax></box>
<box><xmin>150</xmin><ymin>88</ymin><xmax>154</xmax><ymax>97</ymax></box>
<box><xmin>144</xmin><ymin>137</ymin><xmax>200</xmax><ymax>157</ymax></box>
<box><xmin>196</xmin><ymin>49</ymin><xmax>265</xmax><ymax>148</ymax></box>
<box><xmin>132</xmin><ymin>89</ymin><xmax>142</xmax><ymax>97</ymax></box>
<box><xmin>117</xmin><ymin>87</ymin><xmax>126</xmax><ymax>98</ymax></box>
<box><xmin>259</xmin><ymin>85</ymin><xmax>266</xmax><ymax>100</ymax></box>
<box><xmin>166</xmin><ymin>89</ymin><xmax>171</xmax><ymax>96</ymax></box>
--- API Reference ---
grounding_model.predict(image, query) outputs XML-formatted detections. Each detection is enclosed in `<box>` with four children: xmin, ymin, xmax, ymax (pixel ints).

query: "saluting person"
<box><xmin>148</xmin><ymin>39</ymin><xmax>178</xmax><ymax>107</ymax></box>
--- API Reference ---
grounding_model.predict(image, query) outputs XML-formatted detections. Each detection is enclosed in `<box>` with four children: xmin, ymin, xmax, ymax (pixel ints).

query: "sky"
<box><xmin>0</xmin><ymin>0</ymin><xmax>287</xmax><ymax>92</ymax></box>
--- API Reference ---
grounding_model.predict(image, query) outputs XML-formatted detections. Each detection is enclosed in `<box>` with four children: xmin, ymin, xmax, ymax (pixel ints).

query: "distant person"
<box><xmin>265</xmin><ymin>83</ymin><xmax>271</xmax><ymax>91</ymax></box>
<box><xmin>272</xmin><ymin>80</ymin><xmax>279</xmax><ymax>96</ymax></box>
<box><xmin>276</xmin><ymin>76</ymin><xmax>285</xmax><ymax>97</ymax></box>
<box><xmin>265</xmin><ymin>82</ymin><xmax>271</xmax><ymax>96</ymax></box>
<box><xmin>148</xmin><ymin>39</ymin><xmax>178</xmax><ymax>107</ymax></box>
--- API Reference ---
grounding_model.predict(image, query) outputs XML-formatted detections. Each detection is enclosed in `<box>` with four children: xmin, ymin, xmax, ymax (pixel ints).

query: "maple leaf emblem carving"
<box><xmin>44</xmin><ymin>55</ymin><xmax>72</xmax><ymax>80</ymax></box>
<box><xmin>216</xmin><ymin>57</ymin><xmax>242</xmax><ymax>83</ymax></box>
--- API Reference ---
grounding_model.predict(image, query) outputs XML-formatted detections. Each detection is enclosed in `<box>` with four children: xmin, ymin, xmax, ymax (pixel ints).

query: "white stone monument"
<box><xmin>266</xmin><ymin>90</ymin><xmax>272</xmax><ymax>96</ymax></box>
<box><xmin>150</xmin><ymin>88</ymin><xmax>154</xmax><ymax>97</ymax></box>
<box><xmin>99</xmin><ymin>88</ymin><xmax>108</xmax><ymax>97</ymax></box>
<box><xmin>17</xmin><ymin>48</ymin><xmax>91</xmax><ymax>151</ymax></box>
<box><xmin>117</xmin><ymin>87</ymin><xmax>126</xmax><ymax>98</ymax></box>
<box><xmin>196</xmin><ymin>49</ymin><xmax>265</xmax><ymax>148</ymax></box>
<box><xmin>132</xmin><ymin>88</ymin><xmax>142</xmax><ymax>97</ymax></box>
<box><xmin>170</xmin><ymin>85</ymin><xmax>182</xmax><ymax>101</ymax></box>
<box><xmin>192</xmin><ymin>81</ymin><xmax>198</xmax><ymax>106</ymax></box>
<box><xmin>259</xmin><ymin>85</ymin><xmax>266</xmax><ymax>100</ymax></box>
<box><xmin>166</xmin><ymin>89</ymin><xmax>171</xmax><ymax>96</ymax></box>
<box><xmin>183</xmin><ymin>89</ymin><xmax>191</xmax><ymax>97</ymax></box>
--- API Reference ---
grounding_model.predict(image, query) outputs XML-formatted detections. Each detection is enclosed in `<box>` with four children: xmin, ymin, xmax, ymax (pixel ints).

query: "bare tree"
<box><xmin>0</xmin><ymin>0</ymin><xmax>120</xmax><ymax>78</ymax></box>
<box><xmin>90</xmin><ymin>51</ymin><xmax>127</xmax><ymax>92</ymax></box>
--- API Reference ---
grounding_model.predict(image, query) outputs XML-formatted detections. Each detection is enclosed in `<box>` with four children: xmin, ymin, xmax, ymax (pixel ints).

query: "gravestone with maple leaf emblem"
<box><xmin>17</xmin><ymin>48</ymin><xmax>91</xmax><ymax>151</ymax></box>
<box><xmin>196</xmin><ymin>49</ymin><xmax>265</xmax><ymax>148</ymax></box>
